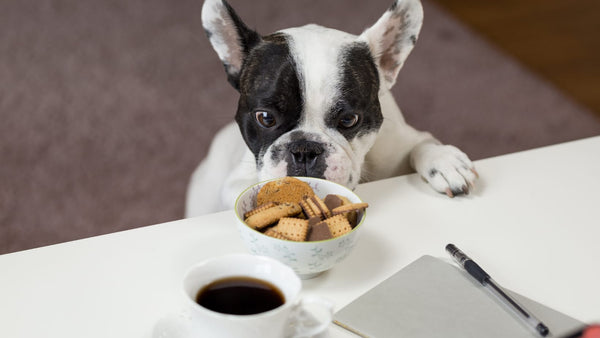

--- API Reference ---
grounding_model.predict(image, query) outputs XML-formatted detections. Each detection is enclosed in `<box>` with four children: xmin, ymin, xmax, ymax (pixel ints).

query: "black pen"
<box><xmin>445</xmin><ymin>244</ymin><xmax>551</xmax><ymax>337</ymax></box>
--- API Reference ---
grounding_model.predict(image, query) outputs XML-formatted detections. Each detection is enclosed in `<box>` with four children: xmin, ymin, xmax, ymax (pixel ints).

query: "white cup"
<box><xmin>153</xmin><ymin>254</ymin><xmax>334</xmax><ymax>338</ymax></box>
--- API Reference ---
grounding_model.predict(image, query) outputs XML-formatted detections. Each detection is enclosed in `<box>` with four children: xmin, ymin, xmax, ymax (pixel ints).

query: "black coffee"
<box><xmin>196</xmin><ymin>276</ymin><xmax>285</xmax><ymax>315</ymax></box>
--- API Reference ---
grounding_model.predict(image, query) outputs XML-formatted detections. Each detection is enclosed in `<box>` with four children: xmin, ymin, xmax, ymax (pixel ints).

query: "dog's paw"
<box><xmin>412</xmin><ymin>143</ymin><xmax>478</xmax><ymax>197</ymax></box>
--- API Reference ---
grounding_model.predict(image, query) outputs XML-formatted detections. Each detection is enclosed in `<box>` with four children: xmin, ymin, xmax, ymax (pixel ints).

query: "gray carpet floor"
<box><xmin>2</xmin><ymin>0</ymin><xmax>599</xmax><ymax>254</ymax></box>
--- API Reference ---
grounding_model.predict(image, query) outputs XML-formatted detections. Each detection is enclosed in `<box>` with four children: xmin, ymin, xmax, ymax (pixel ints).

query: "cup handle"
<box><xmin>286</xmin><ymin>296</ymin><xmax>335</xmax><ymax>338</ymax></box>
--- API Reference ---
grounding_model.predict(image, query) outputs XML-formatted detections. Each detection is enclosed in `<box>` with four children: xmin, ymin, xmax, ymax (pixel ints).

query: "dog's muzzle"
<box><xmin>286</xmin><ymin>140</ymin><xmax>327</xmax><ymax>178</ymax></box>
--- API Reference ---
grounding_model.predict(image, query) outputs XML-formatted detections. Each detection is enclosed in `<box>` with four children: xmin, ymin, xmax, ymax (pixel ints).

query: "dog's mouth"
<box><xmin>258</xmin><ymin>135</ymin><xmax>358</xmax><ymax>189</ymax></box>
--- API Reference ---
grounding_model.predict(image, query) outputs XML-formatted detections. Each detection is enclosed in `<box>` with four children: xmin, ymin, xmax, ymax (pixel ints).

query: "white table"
<box><xmin>1</xmin><ymin>136</ymin><xmax>599</xmax><ymax>337</ymax></box>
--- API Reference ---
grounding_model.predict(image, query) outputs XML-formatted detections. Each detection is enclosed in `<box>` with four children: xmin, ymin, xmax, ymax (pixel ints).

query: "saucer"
<box><xmin>152</xmin><ymin>308</ymin><xmax>331</xmax><ymax>338</ymax></box>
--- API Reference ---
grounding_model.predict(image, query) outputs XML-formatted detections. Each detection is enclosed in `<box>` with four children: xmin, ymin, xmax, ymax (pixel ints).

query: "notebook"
<box><xmin>334</xmin><ymin>255</ymin><xmax>583</xmax><ymax>337</ymax></box>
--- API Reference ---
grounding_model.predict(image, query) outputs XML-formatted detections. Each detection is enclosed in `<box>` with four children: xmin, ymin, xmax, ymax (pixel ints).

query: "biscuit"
<box><xmin>331</xmin><ymin>202</ymin><xmax>369</xmax><ymax>215</ymax></box>
<box><xmin>299</xmin><ymin>199</ymin><xmax>318</xmax><ymax>219</ymax></box>
<box><xmin>311</xmin><ymin>195</ymin><xmax>332</xmax><ymax>218</ymax></box>
<box><xmin>333</xmin><ymin>199</ymin><xmax>368</xmax><ymax>227</ymax></box>
<box><xmin>307</xmin><ymin>221</ymin><xmax>333</xmax><ymax>241</ymax></box>
<box><xmin>244</xmin><ymin>201</ymin><xmax>278</xmax><ymax>219</ymax></box>
<box><xmin>337</xmin><ymin>195</ymin><xmax>355</xmax><ymax>223</ymax></box>
<box><xmin>301</xmin><ymin>195</ymin><xmax>332</xmax><ymax>220</ymax></box>
<box><xmin>244</xmin><ymin>203</ymin><xmax>302</xmax><ymax>230</ymax></box>
<box><xmin>307</xmin><ymin>216</ymin><xmax>322</xmax><ymax>227</ymax></box>
<box><xmin>242</xmin><ymin>177</ymin><xmax>367</xmax><ymax>241</ymax></box>
<box><xmin>305</xmin><ymin>197</ymin><xmax>323</xmax><ymax>219</ymax></box>
<box><xmin>256</xmin><ymin>177</ymin><xmax>315</xmax><ymax>205</ymax></box>
<box><xmin>264</xmin><ymin>228</ymin><xmax>292</xmax><ymax>241</ymax></box>
<box><xmin>323</xmin><ymin>194</ymin><xmax>344</xmax><ymax>211</ymax></box>
<box><xmin>337</xmin><ymin>195</ymin><xmax>352</xmax><ymax>205</ymax></box>
<box><xmin>272</xmin><ymin>217</ymin><xmax>309</xmax><ymax>242</ymax></box>
<box><xmin>325</xmin><ymin>214</ymin><xmax>353</xmax><ymax>238</ymax></box>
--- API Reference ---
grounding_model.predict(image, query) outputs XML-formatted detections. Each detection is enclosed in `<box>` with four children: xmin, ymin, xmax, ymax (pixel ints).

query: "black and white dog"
<box><xmin>186</xmin><ymin>0</ymin><xmax>477</xmax><ymax>216</ymax></box>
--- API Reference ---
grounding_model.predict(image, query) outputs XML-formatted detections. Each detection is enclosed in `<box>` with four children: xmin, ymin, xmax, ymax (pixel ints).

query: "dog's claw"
<box><xmin>447</xmin><ymin>185</ymin><xmax>469</xmax><ymax>197</ymax></box>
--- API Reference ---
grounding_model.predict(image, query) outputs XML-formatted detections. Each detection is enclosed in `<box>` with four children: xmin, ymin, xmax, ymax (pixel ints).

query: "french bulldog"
<box><xmin>186</xmin><ymin>0</ymin><xmax>477</xmax><ymax>217</ymax></box>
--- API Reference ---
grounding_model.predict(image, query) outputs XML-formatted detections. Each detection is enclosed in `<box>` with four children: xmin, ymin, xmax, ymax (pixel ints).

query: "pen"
<box><xmin>445</xmin><ymin>243</ymin><xmax>551</xmax><ymax>337</ymax></box>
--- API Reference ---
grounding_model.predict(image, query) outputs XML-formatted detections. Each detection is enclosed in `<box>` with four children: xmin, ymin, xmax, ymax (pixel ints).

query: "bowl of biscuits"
<box><xmin>234</xmin><ymin>177</ymin><xmax>368</xmax><ymax>279</ymax></box>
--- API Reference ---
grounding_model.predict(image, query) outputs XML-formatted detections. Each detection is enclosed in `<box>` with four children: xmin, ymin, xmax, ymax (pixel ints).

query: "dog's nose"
<box><xmin>289</xmin><ymin>140</ymin><xmax>323</xmax><ymax>165</ymax></box>
<box><xmin>288</xmin><ymin>140</ymin><xmax>324</xmax><ymax>175</ymax></box>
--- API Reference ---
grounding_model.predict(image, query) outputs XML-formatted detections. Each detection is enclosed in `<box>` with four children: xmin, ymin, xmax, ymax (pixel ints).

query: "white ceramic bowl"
<box><xmin>234</xmin><ymin>177</ymin><xmax>366</xmax><ymax>279</ymax></box>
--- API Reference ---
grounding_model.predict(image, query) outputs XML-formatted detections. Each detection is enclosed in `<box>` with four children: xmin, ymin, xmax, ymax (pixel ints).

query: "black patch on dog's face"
<box><xmin>325</xmin><ymin>42</ymin><xmax>382</xmax><ymax>140</ymax></box>
<box><xmin>234</xmin><ymin>33</ymin><xmax>303</xmax><ymax>163</ymax></box>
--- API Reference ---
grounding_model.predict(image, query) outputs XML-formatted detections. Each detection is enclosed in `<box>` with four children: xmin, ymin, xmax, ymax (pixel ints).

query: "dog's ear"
<box><xmin>202</xmin><ymin>0</ymin><xmax>261</xmax><ymax>90</ymax></box>
<box><xmin>359</xmin><ymin>0</ymin><xmax>423</xmax><ymax>89</ymax></box>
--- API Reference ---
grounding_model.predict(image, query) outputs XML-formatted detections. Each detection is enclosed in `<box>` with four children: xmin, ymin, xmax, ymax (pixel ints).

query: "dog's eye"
<box><xmin>338</xmin><ymin>113</ymin><xmax>359</xmax><ymax>129</ymax></box>
<box><xmin>255</xmin><ymin>111</ymin><xmax>276</xmax><ymax>128</ymax></box>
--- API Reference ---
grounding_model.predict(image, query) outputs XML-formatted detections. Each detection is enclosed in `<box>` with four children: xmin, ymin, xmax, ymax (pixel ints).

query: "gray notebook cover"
<box><xmin>334</xmin><ymin>255</ymin><xmax>583</xmax><ymax>337</ymax></box>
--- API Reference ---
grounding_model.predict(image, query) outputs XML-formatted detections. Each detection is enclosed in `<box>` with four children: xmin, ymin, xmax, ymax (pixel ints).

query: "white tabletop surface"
<box><xmin>1</xmin><ymin>136</ymin><xmax>599</xmax><ymax>338</ymax></box>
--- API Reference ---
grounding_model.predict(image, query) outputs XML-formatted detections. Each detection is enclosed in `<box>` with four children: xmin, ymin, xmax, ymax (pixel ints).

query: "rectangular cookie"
<box><xmin>271</xmin><ymin>217</ymin><xmax>309</xmax><ymax>242</ymax></box>
<box><xmin>244</xmin><ymin>202</ymin><xmax>302</xmax><ymax>230</ymax></box>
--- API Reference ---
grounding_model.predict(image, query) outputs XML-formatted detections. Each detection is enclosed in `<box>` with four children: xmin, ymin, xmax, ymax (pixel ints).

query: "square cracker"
<box><xmin>272</xmin><ymin>217</ymin><xmax>309</xmax><ymax>241</ymax></box>
<box><xmin>325</xmin><ymin>214</ymin><xmax>352</xmax><ymax>238</ymax></box>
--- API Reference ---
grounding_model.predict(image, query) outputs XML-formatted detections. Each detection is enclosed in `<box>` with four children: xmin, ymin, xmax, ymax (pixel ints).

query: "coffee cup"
<box><xmin>153</xmin><ymin>254</ymin><xmax>334</xmax><ymax>338</ymax></box>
